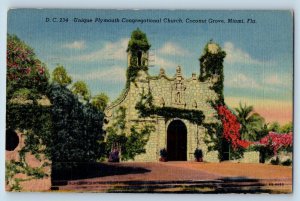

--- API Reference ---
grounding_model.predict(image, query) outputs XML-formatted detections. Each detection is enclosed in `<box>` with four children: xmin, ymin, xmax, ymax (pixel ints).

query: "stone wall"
<box><xmin>5</xmin><ymin>130</ymin><xmax>51</xmax><ymax>191</ymax></box>
<box><xmin>105</xmin><ymin>66</ymin><xmax>220</xmax><ymax>162</ymax></box>
<box><xmin>239</xmin><ymin>151</ymin><xmax>260</xmax><ymax>163</ymax></box>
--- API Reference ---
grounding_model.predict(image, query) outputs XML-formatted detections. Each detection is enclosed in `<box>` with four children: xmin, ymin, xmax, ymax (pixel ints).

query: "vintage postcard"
<box><xmin>6</xmin><ymin>9</ymin><xmax>293</xmax><ymax>193</ymax></box>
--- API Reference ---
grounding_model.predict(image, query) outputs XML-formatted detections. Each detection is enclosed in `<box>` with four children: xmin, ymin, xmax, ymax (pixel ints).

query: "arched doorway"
<box><xmin>167</xmin><ymin>120</ymin><xmax>187</xmax><ymax>161</ymax></box>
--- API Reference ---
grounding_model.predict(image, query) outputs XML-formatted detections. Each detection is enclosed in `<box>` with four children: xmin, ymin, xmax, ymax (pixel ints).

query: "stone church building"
<box><xmin>104</xmin><ymin>29</ymin><xmax>222</xmax><ymax>162</ymax></box>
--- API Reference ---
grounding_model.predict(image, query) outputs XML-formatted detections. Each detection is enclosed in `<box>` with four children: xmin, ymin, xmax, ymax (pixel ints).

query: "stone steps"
<box><xmin>52</xmin><ymin>178</ymin><xmax>292</xmax><ymax>193</ymax></box>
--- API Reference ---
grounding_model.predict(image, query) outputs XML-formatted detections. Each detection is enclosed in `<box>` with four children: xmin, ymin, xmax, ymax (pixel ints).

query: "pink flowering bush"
<box><xmin>258</xmin><ymin>131</ymin><xmax>293</xmax><ymax>156</ymax></box>
<box><xmin>215</xmin><ymin>104</ymin><xmax>293</xmax><ymax>163</ymax></box>
<box><xmin>7</xmin><ymin>34</ymin><xmax>49</xmax><ymax>96</ymax></box>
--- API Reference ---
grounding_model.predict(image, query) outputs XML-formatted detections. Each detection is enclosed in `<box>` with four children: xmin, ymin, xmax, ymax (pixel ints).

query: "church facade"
<box><xmin>104</xmin><ymin>29</ymin><xmax>223</xmax><ymax>162</ymax></box>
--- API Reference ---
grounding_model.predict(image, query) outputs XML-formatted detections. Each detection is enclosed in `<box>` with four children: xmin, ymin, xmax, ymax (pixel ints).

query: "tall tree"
<box><xmin>235</xmin><ymin>103</ymin><xmax>265</xmax><ymax>141</ymax></box>
<box><xmin>49</xmin><ymin>84</ymin><xmax>105</xmax><ymax>170</ymax></box>
<box><xmin>280</xmin><ymin>122</ymin><xmax>293</xmax><ymax>133</ymax></box>
<box><xmin>268</xmin><ymin>122</ymin><xmax>281</xmax><ymax>132</ymax></box>
<box><xmin>7</xmin><ymin>34</ymin><xmax>49</xmax><ymax>98</ymax></box>
<box><xmin>52</xmin><ymin>65</ymin><xmax>72</xmax><ymax>86</ymax></box>
<box><xmin>71</xmin><ymin>81</ymin><xmax>91</xmax><ymax>102</ymax></box>
<box><xmin>91</xmin><ymin>93</ymin><xmax>109</xmax><ymax>112</ymax></box>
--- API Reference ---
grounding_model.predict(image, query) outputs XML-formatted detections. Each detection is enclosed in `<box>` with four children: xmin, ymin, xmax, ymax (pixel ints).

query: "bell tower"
<box><xmin>127</xmin><ymin>28</ymin><xmax>150</xmax><ymax>70</ymax></box>
<box><xmin>199</xmin><ymin>40</ymin><xmax>226</xmax><ymax>105</ymax></box>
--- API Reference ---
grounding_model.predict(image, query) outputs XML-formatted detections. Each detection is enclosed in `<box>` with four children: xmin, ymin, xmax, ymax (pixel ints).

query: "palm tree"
<box><xmin>235</xmin><ymin>103</ymin><xmax>265</xmax><ymax>141</ymax></box>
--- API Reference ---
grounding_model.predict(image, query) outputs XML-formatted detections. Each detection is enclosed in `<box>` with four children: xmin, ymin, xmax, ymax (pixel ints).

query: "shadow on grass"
<box><xmin>52</xmin><ymin>162</ymin><xmax>151</xmax><ymax>184</ymax></box>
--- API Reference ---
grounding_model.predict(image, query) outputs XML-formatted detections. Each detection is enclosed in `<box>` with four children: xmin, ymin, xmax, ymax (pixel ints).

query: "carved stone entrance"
<box><xmin>167</xmin><ymin>120</ymin><xmax>187</xmax><ymax>161</ymax></box>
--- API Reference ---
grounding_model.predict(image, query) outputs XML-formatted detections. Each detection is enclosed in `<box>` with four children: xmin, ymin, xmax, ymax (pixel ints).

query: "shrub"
<box><xmin>259</xmin><ymin>132</ymin><xmax>293</xmax><ymax>156</ymax></box>
<box><xmin>270</xmin><ymin>157</ymin><xmax>280</xmax><ymax>165</ymax></box>
<box><xmin>49</xmin><ymin>84</ymin><xmax>105</xmax><ymax>170</ymax></box>
<box><xmin>281</xmin><ymin>159</ymin><xmax>292</xmax><ymax>166</ymax></box>
<box><xmin>194</xmin><ymin>148</ymin><xmax>203</xmax><ymax>159</ymax></box>
<box><xmin>160</xmin><ymin>148</ymin><xmax>168</xmax><ymax>158</ymax></box>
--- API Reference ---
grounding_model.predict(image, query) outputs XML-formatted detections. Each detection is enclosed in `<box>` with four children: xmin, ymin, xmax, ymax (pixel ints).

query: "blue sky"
<box><xmin>7</xmin><ymin>9</ymin><xmax>293</xmax><ymax>123</ymax></box>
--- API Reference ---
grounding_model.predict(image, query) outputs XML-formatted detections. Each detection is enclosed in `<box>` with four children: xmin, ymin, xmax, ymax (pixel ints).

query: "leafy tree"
<box><xmin>6</xmin><ymin>34</ymin><xmax>106</xmax><ymax>182</ymax></box>
<box><xmin>7</xmin><ymin>34</ymin><xmax>49</xmax><ymax>99</ymax></box>
<box><xmin>268</xmin><ymin>122</ymin><xmax>292</xmax><ymax>133</ymax></box>
<box><xmin>268</xmin><ymin>122</ymin><xmax>281</xmax><ymax>132</ymax></box>
<box><xmin>71</xmin><ymin>81</ymin><xmax>91</xmax><ymax>102</ymax></box>
<box><xmin>234</xmin><ymin>103</ymin><xmax>265</xmax><ymax>141</ymax></box>
<box><xmin>6</xmin><ymin>35</ymin><xmax>52</xmax><ymax>188</ymax></box>
<box><xmin>48</xmin><ymin>84</ymin><xmax>105</xmax><ymax>170</ymax></box>
<box><xmin>91</xmin><ymin>93</ymin><xmax>109</xmax><ymax>112</ymax></box>
<box><xmin>6</xmin><ymin>34</ymin><xmax>51</xmax><ymax>155</ymax></box>
<box><xmin>280</xmin><ymin>122</ymin><xmax>293</xmax><ymax>133</ymax></box>
<box><xmin>51</xmin><ymin>65</ymin><xmax>72</xmax><ymax>86</ymax></box>
<box><xmin>127</xmin><ymin>28</ymin><xmax>151</xmax><ymax>53</ymax></box>
<box><xmin>253</xmin><ymin>123</ymin><xmax>269</xmax><ymax>141</ymax></box>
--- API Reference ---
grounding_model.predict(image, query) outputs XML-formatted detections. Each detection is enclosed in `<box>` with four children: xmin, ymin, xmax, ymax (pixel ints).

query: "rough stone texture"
<box><xmin>266</xmin><ymin>151</ymin><xmax>293</xmax><ymax>165</ymax></box>
<box><xmin>105</xmin><ymin>65</ymin><xmax>220</xmax><ymax>162</ymax></box>
<box><xmin>204</xmin><ymin>151</ymin><xmax>220</xmax><ymax>162</ymax></box>
<box><xmin>278</xmin><ymin>152</ymin><xmax>293</xmax><ymax>163</ymax></box>
<box><xmin>5</xmin><ymin>130</ymin><xmax>51</xmax><ymax>191</ymax></box>
<box><xmin>239</xmin><ymin>151</ymin><xmax>260</xmax><ymax>163</ymax></box>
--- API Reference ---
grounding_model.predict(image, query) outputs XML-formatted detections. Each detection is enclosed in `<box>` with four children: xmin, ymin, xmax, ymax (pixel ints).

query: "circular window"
<box><xmin>6</xmin><ymin>129</ymin><xmax>19</xmax><ymax>151</ymax></box>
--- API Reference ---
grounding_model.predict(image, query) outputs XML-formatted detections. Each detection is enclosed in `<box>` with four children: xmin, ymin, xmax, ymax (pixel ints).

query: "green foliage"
<box><xmin>48</xmin><ymin>84</ymin><xmax>105</xmax><ymax>170</ymax></box>
<box><xmin>203</xmin><ymin>122</ymin><xmax>224</xmax><ymax>160</ymax></box>
<box><xmin>6</xmin><ymin>34</ymin><xmax>107</xmax><ymax>185</ymax></box>
<box><xmin>160</xmin><ymin>148</ymin><xmax>168</xmax><ymax>158</ymax></box>
<box><xmin>123</xmin><ymin>125</ymin><xmax>155</xmax><ymax>160</ymax></box>
<box><xmin>5</xmin><ymin>160</ymin><xmax>48</xmax><ymax>191</ymax></box>
<box><xmin>234</xmin><ymin>103</ymin><xmax>266</xmax><ymax>141</ymax></box>
<box><xmin>203</xmin><ymin>122</ymin><xmax>245</xmax><ymax>161</ymax></box>
<box><xmin>7</xmin><ymin>34</ymin><xmax>49</xmax><ymax>99</ymax></box>
<box><xmin>270</xmin><ymin>157</ymin><xmax>280</xmax><ymax>165</ymax></box>
<box><xmin>10</xmin><ymin>179</ymin><xmax>22</xmax><ymax>191</ymax></box>
<box><xmin>268</xmin><ymin>121</ymin><xmax>293</xmax><ymax>133</ymax></box>
<box><xmin>199</xmin><ymin>40</ymin><xmax>226</xmax><ymax>105</ymax></box>
<box><xmin>135</xmin><ymin>90</ymin><xmax>205</xmax><ymax>124</ymax></box>
<box><xmin>126</xmin><ymin>65</ymin><xmax>148</xmax><ymax>85</ymax></box>
<box><xmin>91</xmin><ymin>93</ymin><xmax>109</xmax><ymax>111</ymax></box>
<box><xmin>6</xmin><ymin>35</ymin><xmax>52</xmax><ymax>190</ymax></box>
<box><xmin>281</xmin><ymin>159</ymin><xmax>292</xmax><ymax>166</ymax></box>
<box><xmin>25</xmin><ymin>166</ymin><xmax>47</xmax><ymax>179</ymax></box>
<box><xmin>71</xmin><ymin>80</ymin><xmax>91</xmax><ymax>102</ymax></box>
<box><xmin>51</xmin><ymin>65</ymin><xmax>72</xmax><ymax>86</ymax></box>
<box><xmin>7</xmin><ymin>104</ymin><xmax>52</xmax><ymax>158</ymax></box>
<box><xmin>248</xmin><ymin>144</ymin><xmax>274</xmax><ymax>163</ymax></box>
<box><xmin>280</xmin><ymin>122</ymin><xmax>293</xmax><ymax>133</ymax></box>
<box><xmin>126</xmin><ymin>29</ymin><xmax>150</xmax><ymax>85</ymax></box>
<box><xmin>127</xmin><ymin>28</ymin><xmax>151</xmax><ymax>53</ymax></box>
<box><xmin>105</xmin><ymin>107</ymin><xmax>155</xmax><ymax>161</ymax></box>
<box><xmin>268</xmin><ymin>121</ymin><xmax>281</xmax><ymax>132</ymax></box>
<box><xmin>194</xmin><ymin>148</ymin><xmax>203</xmax><ymax>159</ymax></box>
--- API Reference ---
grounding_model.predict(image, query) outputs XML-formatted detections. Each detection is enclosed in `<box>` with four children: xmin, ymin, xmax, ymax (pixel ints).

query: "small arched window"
<box><xmin>6</xmin><ymin>129</ymin><xmax>19</xmax><ymax>151</ymax></box>
<box><xmin>137</xmin><ymin>50</ymin><xmax>142</xmax><ymax>66</ymax></box>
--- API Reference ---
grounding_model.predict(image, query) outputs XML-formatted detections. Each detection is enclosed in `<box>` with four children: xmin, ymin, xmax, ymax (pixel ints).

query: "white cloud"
<box><xmin>157</xmin><ymin>42</ymin><xmax>190</xmax><ymax>56</ymax></box>
<box><xmin>264</xmin><ymin>74</ymin><xmax>292</xmax><ymax>87</ymax></box>
<box><xmin>71</xmin><ymin>66</ymin><xmax>126</xmax><ymax>82</ymax></box>
<box><xmin>63</xmin><ymin>40</ymin><xmax>86</xmax><ymax>49</ymax></box>
<box><xmin>223</xmin><ymin>42</ymin><xmax>262</xmax><ymax>65</ymax></box>
<box><xmin>153</xmin><ymin>56</ymin><xmax>178</xmax><ymax>69</ymax></box>
<box><xmin>225</xmin><ymin>73</ymin><xmax>260</xmax><ymax>89</ymax></box>
<box><xmin>265</xmin><ymin>74</ymin><xmax>282</xmax><ymax>85</ymax></box>
<box><xmin>74</xmin><ymin>38</ymin><xmax>129</xmax><ymax>62</ymax></box>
